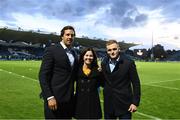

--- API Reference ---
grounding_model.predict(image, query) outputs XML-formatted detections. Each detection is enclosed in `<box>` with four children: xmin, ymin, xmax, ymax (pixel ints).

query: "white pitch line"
<box><xmin>1</xmin><ymin>68</ymin><xmax>179</xmax><ymax>91</ymax></box>
<box><xmin>144</xmin><ymin>79</ymin><xmax>180</xmax><ymax>84</ymax></box>
<box><xmin>0</xmin><ymin>68</ymin><xmax>38</xmax><ymax>82</ymax></box>
<box><xmin>143</xmin><ymin>84</ymin><xmax>180</xmax><ymax>91</ymax></box>
<box><xmin>100</xmin><ymin>100</ymin><xmax>161</xmax><ymax>120</ymax></box>
<box><xmin>136</xmin><ymin>112</ymin><xmax>162</xmax><ymax>120</ymax></box>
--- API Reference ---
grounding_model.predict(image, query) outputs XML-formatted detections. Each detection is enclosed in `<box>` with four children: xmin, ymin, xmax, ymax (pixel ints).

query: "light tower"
<box><xmin>151</xmin><ymin>31</ymin><xmax>154</xmax><ymax>61</ymax></box>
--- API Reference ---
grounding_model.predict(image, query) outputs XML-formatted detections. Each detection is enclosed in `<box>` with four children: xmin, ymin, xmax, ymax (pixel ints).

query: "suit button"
<box><xmin>87</xmin><ymin>80</ymin><xmax>90</xmax><ymax>83</ymax></box>
<box><xmin>81</xmin><ymin>80</ymin><xmax>84</xmax><ymax>83</ymax></box>
<box><xmin>87</xmin><ymin>88</ymin><xmax>90</xmax><ymax>92</ymax></box>
<box><xmin>81</xmin><ymin>89</ymin><xmax>84</xmax><ymax>92</ymax></box>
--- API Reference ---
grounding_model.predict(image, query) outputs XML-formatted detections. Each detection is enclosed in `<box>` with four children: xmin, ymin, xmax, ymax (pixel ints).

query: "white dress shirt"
<box><xmin>60</xmin><ymin>41</ymin><xmax>75</xmax><ymax>67</ymax></box>
<box><xmin>109</xmin><ymin>56</ymin><xmax>120</xmax><ymax>72</ymax></box>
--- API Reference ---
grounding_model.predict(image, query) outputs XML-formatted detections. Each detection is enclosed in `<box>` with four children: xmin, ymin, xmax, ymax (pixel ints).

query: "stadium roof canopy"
<box><xmin>0</xmin><ymin>28</ymin><xmax>138</xmax><ymax>49</ymax></box>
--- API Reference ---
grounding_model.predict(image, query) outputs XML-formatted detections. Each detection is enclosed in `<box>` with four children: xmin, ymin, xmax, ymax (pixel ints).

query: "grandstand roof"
<box><xmin>0</xmin><ymin>28</ymin><xmax>138</xmax><ymax>49</ymax></box>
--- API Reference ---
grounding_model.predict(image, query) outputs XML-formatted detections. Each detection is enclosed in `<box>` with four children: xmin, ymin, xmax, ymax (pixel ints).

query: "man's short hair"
<box><xmin>106</xmin><ymin>39</ymin><xmax>118</xmax><ymax>46</ymax></box>
<box><xmin>60</xmin><ymin>25</ymin><xmax>76</xmax><ymax>37</ymax></box>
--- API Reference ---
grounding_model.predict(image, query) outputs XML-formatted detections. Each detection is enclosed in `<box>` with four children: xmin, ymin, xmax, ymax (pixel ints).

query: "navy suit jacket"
<box><xmin>101</xmin><ymin>53</ymin><xmax>141</xmax><ymax>116</ymax></box>
<box><xmin>39</xmin><ymin>44</ymin><xmax>78</xmax><ymax>103</ymax></box>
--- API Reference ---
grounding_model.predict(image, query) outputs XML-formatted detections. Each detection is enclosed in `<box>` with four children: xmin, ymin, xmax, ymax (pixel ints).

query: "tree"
<box><xmin>152</xmin><ymin>44</ymin><xmax>167</xmax><ymax>60</ymax></box>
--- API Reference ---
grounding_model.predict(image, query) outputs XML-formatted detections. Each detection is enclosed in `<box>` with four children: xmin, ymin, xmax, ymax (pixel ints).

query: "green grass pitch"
<box><xmin>0</xmin><ymin>61</ymin><xmax>180</xmax><ymax>119</ymax></box>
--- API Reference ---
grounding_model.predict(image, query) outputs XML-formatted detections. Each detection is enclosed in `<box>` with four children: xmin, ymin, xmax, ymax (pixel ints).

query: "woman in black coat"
<box><xmin>74</xmin><ymin>48</ymin><xmax>102</xmax><ymax>119</ymax></box>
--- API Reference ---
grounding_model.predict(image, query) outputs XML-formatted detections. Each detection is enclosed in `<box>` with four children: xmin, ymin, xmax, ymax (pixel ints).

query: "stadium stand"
<box><xmin>166</xmin><ymin>51</ymin><xmax>180</xmax><ymax>61</ymax></box>
<box><xmin>0</xmin><ymin>40</ymin><xmax>44</xmax><ymax>60</ymax></box>
<box><xmin>0</xmin><ymin>28</ymin><xmax>179</xmax><ymax>61</ymax></box>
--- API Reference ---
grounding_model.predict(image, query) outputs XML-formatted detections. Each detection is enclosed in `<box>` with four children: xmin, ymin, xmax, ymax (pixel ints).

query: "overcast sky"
<box><xmin>0</xmin><ymin>0</ymin><xmax>180</xmax><ymax>50</ymax></box>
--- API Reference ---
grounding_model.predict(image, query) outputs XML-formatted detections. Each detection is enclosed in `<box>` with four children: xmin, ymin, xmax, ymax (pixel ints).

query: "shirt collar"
<box><xmin>109</xmin><ymin>56</ymin><xmax>120</xmax><ymax>64</ymax></box>
<box><xmin>60</xmin><ymin>41</ymin><xmax>68</xmax><ymax>50</ymax></box>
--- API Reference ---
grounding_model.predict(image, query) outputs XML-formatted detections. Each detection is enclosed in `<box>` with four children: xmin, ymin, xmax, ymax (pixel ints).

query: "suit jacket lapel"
<box><xmin>58</xmin><ymin>44</ymin><xmax>72</xmax><ymax>69</ymax></box>
<box><xmin>112</xmin><ymin>56</ymin><xmax>124</xmax><ymax>73</ymax></box>
<box><xmin>102</xmin><ymin>57</ymin><xmax>111</xmax><ymax>74</ymax></box>
<box><xmin>71</xmin><ymin>49</ymin><xmax>77</xmax><ymax>65</ymax></box>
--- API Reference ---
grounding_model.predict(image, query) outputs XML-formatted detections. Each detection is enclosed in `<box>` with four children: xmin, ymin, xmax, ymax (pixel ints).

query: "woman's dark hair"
<box><xmin>60</xmin><ymin>25</ymin><xmax>76</xmax><ymax>37</ymax></box>
<box><xmin>79</xmin><ymin>48</ymin><xmax>98</xmax><ymax>69</ymax></box>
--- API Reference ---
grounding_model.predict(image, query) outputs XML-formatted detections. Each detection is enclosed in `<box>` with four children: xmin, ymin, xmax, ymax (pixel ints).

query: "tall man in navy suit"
<box><xmin>101</xmin><ymin>40</ymin><xmax>141</xmax><ymax>119</ymax></box>
<box><xmin>39</xmin><ymin>26</ymin><xmax>78</xmax><ymax>119</ymax></box>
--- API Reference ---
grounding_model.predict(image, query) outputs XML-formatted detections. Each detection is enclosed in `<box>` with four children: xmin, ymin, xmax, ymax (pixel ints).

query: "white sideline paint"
<box><xmin>144</xmin><ymin>84</ymin><xmax>180</xmax><ymax>91</ymax></box>
<box><xmin>100</xmin><ymin>100</ymin><xmax>161</xmax><ymax>119</ymax></box>
<box><xmin>0</xmin><ymin>68</ymin><xmax>38</xmax><ymax>82</ymax></box>
<box><xmin>136</xmin><ymin>112</ymin><xmax>162</xmax><ymax>120</ymax></box>
<box><xmin>144</xmin><ymin>79</ymin><xmax>180</xmax><ymax>84</ymax></box>
<box><xmin>1</xmin><ymin>68</ymin><xmax>179</xmax><ymax>91</ymax></box>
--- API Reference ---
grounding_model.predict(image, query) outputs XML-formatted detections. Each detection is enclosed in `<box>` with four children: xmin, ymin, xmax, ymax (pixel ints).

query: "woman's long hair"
<box><xmin>79</xmin><ymin>48</ymin><xmax>98</xmax><ymax>69</ymax></box>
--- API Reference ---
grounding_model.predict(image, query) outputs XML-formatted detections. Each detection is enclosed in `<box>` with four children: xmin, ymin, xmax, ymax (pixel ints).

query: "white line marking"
<box><xmin>100</xmin><ymin>100</ymin><xmax>161</xmax><ymax>119</ymax></box>
<box><xmin>143</xmin><ymin>84</ymin><xmax>180</xmax><ymax>91</ymax></box>
<box><xmin>136</xmin><ymin>112</ymin><xmax>162</xmax><ymax>120</ymax></box>
<box><xmin>144</xmin><ymin>79</ymin><xmax>180</xmax><ymax>84</ymax></box>
<box><xmin>0</xmin><ymin>68</ymin><xmax>38</xmax><ymax>82</ymax></box>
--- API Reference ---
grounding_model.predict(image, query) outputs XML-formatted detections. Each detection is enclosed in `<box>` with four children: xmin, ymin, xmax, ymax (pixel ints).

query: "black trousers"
<box><xmin>104</xmin><ymin>111</ymin><xmax>132</xmax><ymax>120</ymax></box>
<box><xmin>44</xmin><ymin>100</ymin><xmax>74</xmax><ymax>119</ymax></box>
